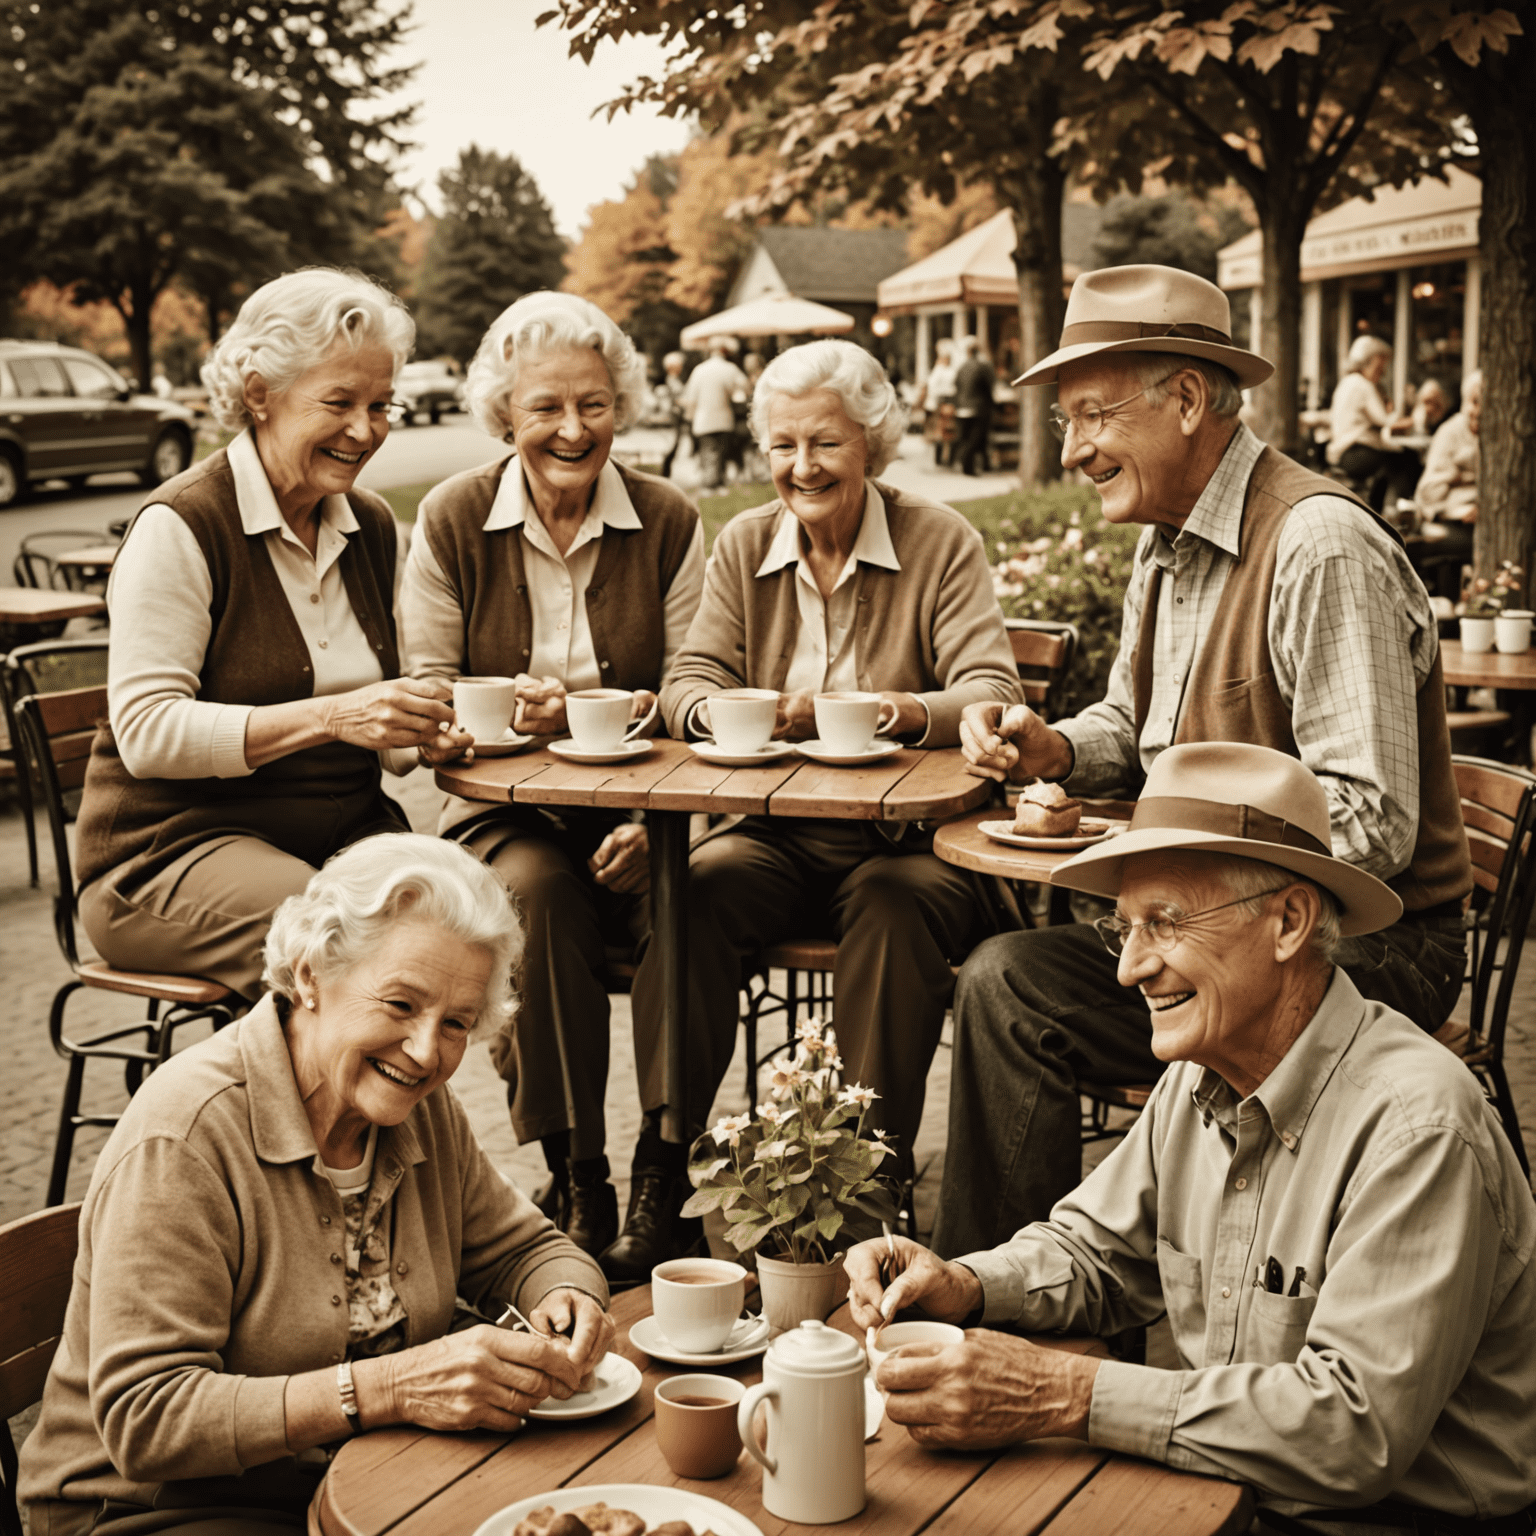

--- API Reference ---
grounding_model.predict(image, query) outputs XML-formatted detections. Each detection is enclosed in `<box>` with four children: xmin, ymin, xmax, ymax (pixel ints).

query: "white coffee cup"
<box><xmin>1496</xmin><ymin>609</ymin><xmax>1534</xmax><ymax>655</ymax></box>
<box><xmin>865</xmin><ymin>1319</ymin><xmax>964</xmax><ymax>1380</ymax></box>
<box><xmin>452</xmin><ymin>676</ymin><xmax>517</xmax><ymax>743</ymax></box>
<box><xmin>707</xmin><ymin>688</ymin><xmax>779</xmax><ymax>754</ymax></box>
<box><xmin>814</xmin><ymin>691</ymin><xmax>886</xmax><ymax>755</ymax></box>
<box><xmin>565</xmin><ymin>687</ymin><xmax>637</xmax><ymax>752</ymax></box>
<box><xmin>652</xmin><ymin>1257</ymin><xmax>748</xmax><ymax>1353</ymax></box>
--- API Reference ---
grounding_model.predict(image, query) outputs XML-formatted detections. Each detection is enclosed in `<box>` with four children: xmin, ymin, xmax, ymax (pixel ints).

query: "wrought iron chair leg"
<box><xmin>1483</xmin><ymin>1059</ymin><xmax>1530</xmax><ymax>1176</ymax></box>
<box><xmin>47</xmin><ymin>1051</ymin><xmax>87</xmax><ymax>1207</ymax></box>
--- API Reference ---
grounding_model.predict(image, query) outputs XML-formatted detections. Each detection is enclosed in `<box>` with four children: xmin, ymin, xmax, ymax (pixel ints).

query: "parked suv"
<box><xmin>0</xmin><ymin>340</ymin><xmax>197</xmax><ymax>508</ymax></box>
<box><xmin>394</xmin><ymin>360</ymin><xmax>464</xmax><ymax>425</ymax></box>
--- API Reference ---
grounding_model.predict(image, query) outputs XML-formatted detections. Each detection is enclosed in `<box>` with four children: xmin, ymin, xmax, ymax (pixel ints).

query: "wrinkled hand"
<box><xmin>514</xmin><ymin>674</ymin><xmax>568</xmax><ymax>736</ymax></box>
<box><xmin>877</xmin><ymin>691</ymin><xmax>927</xmax><ymax>740</ymax></box>
<box><xmin>959</xmin><ymin>701</ymin><xmax>1070</xmax><ymax>784</ymax></box>
<box><xmin>325</xmin><ymin>678</ymin><xmax>456</xmax><ymax>751</ymax></box>
<box><xmin>880</xmin><ymin>1333</ymin><xmax>1100</xmax><ymax>1449</ymax></box>
<box><xmin>529</xmin><ymin>1288</ymin><xmax>616</xmax><ymax>1384</ymax></box>
<box><xmin>846</xmin><ymin>1236</ymin><xmax>982</xmax><ymax>1332</ymax></box>
<box><xmin>589</xmin><ymin>823</ymin><xmax>650</xmax><ymax>895</ymax></box>
<box><xmin>417</xmin><ymin>720</ymin><xmax>476</xmax><ymax>766</ymax></box>
<box><xmin>772</xmin><ymin>689</ymin><xmax>818</xmax><ymax>741</ymax></box>
<box><xmin>629</xmin><ymin>689</ymin><xmax>658</xmax><ymax>733</ymax></box>
<box><xmin>382</xmin><ymin>1324</ymin><xmax>576</xmax><ymax>1433</ymax></box>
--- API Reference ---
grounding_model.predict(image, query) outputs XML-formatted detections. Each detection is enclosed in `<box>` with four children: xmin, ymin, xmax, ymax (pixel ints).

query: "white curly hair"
<box><xmin>200</xmin><ymin>267</ymin><xmax>415</xmax><ymax>432</ymax></box>
<box><xmin>262</xmin><ymin>833</ymin><xmax>522</xmax><ymax>1037</ymax></box>
<box><xmin>464</xmin><ymin>291</ymin><xmax>646</xmax><ymax>438</ymax></box>
<box><xmin>749</xmin><ymin>339</ymin><xmax>909</xmax><ymax>476</ymax></box>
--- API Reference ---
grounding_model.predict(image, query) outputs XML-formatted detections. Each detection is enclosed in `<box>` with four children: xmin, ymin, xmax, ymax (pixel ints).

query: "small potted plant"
<box><xmin>684</xmin><ymin>1018</ymin><xmax>898</xmax><ymax>1335</ymax></box>
<box><xmin>1460</xmin><ymin>561</ymin><xmax>1525</xmax><ymax>654</ymax></box>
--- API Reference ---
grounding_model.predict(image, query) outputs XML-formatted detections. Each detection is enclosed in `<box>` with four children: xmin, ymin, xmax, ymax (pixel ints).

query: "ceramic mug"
<box><xmin>651</xmin><ymin>1257</ymin><xmax>748</xmax><ymax>1353</ymax></box>
<box><xmin>865</xmin><ymin>1319</ymin><xmax>965</xmax><ymax>1381</ymax></box>
<box><xmin>565</xmin><ymin>687</ymin><xmax>646</xmax><ymax>752</ymax></box>
<box><xmin>452</xmin><ymin>676</ymin><xmax>517</xmax><ymax>743</ymax></box>
<box><xmin>707</xmin><ymin>688</ymin><xmax>779</xmax><ymax>755</ymax></box>
<box><xmin>654</xmin><ymin>1373</ymin><xmax>745</xmax><ymax>1479</ymax></box>
<box><xmin>1496</xmin><ymin>610</ymin><xmax>1534</xmax><ymax>655</ymax></box>
<box><xmin>814</xmin><ymin>691</ymin><xmax>893</xmax><ymax>755</ymax></box>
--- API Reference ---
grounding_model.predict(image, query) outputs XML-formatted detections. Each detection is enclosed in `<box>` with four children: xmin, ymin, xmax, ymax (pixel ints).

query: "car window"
<box><xmin>9</xmin><ymin>357</ymin><xmax>70</xmax><ymax>397</ymax></box>
<box><xmin>62</xmin><ymin>357</ymin><xmax>123</xmax><ymax>400</ymax></box>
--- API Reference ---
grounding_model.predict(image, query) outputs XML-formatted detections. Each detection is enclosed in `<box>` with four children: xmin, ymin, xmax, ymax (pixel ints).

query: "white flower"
<box><xmin>758</xmin><ymin>1139</ymin><xmax>790</xmax><ymax>1159</ymax></box>
<box><xmin>871</xmin><ymin>1128</ymin><xmax>889</xmax><ymax>1141</ymax></box>
<box><xmin>1061</xmin><ymin>527</ymin><xmax>1083</xmax><ymax>551</ymax></box>
<box><xmin>795</xmin><ymin>1018</ymin><xmax>825</xmax><ymax>1044</ymax></box>
<box><xmin>755</xmin><ymin>1101</ymin><xmax>782</xmax><ymax>1124</ymax></box>
<box><xmin>770</xmin><ymin>1064</ymin><xmax>806</xmax><ymax>1100</ymax></box>
<box><xmin>837</xmin><ymin>1084</ymin><xmax>877</xmax><ymax>1110</ymax></box>
<box><xmin>710</xmin><ymin>1112</ymin><xmax>751</xmax><ymax>1148</ymax></box>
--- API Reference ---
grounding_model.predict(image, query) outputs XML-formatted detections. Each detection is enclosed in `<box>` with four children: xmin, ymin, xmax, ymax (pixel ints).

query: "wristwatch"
<box><xmin>336</xmin><ymin>1360</ymin><xmax>360</xmax><ymax>1431</ymax></box>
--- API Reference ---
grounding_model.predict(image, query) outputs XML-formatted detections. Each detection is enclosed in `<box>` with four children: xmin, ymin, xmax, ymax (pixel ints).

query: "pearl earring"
<box><xmin>303</xmin><ymin>996</ymin><xmax>316</xmax><ymax>1010</ymax></box>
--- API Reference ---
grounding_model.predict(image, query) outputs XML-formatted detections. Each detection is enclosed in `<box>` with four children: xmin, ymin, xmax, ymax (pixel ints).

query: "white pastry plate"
<box><xmin>548</xmin><ymin>739</ymin><xmax>655</xmax><ymax>765</ymax></box>
<box><xmin>979</xmin><ymin>816</ymin><xmax>1124</xmax><ymax>851</ymax></box>
<box><xmin>794</xmin><ymin>738</ymin><xmax>903</xmax><ymax>767</ymax></box>
<box><xmin>627</xmin><ymin>1312</ymin><xmax>770</xmax><ymax>1366</ymax></box>
<box><xmin>469</xmin><ymin>729</ymin><xmax>537</xmax><ymax>758</ymax></box>
<box><xmin>690</xmin><ymin>741</ymin><xmax>799</xmax><ymax>768</ymax></box>
<box><xmin>471</xmin><ymin>1484</ymin><xmax>764</xmax><ymax>1536</ymax></box>
<box><xmin>525</xmin><ymin>1351</ymin><xmax>642</xmax><ymax>1421</ymax></box>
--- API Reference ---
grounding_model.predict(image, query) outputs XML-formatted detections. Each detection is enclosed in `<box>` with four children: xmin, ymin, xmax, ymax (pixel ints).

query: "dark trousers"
<box><xmin>1339</xmin><ymin>443</ymin><xmax>1422</xmax><ymax>512</ymax></box>
<box><xmin>467</xmin><ymin>808</ymin><xmax>647</xmax><ymax>1160</ymax></box>
<box><xmin>629</xmin><ymin>818</ymin><xmax>987</xmax><ymax>1158</ymax></box>
<box><xmin>931</xmin><ymin>911</ymin><xmax>1467</xmax><ymax>1259</ymax></box>
<box><xmin>957</xmin><ymin>411</ymin><xmax>991</xmax><ymax>475</ymax></box>
<box><xmin>695</xmin><ymin>431</ymin><xmax>732</xmax><ymax>488</ymax></box>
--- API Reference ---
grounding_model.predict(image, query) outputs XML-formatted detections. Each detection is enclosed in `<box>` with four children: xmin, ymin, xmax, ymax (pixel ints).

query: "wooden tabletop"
<box><xmin>314</xmin><ymin>1287</ymin><xmax>1252</xmax><ymax>1536</ymax></box>
<box><xmin>53</xmin><ymin>543</ymin><xmax>120</xmax><ymax>568</ymax></box>
<box><xmin>1442</xmin><ymin>638</ymin><xmax>1536</xmax><ymax>690</ymax></box>
<box><xmin>0</xmin><ymin>587</ymin><xmax>107</xmax><ymax>624</ymax></box>
<box><xmin>435</xmin><ymin>739</ymin><xmax>992</xmax><ymax>822</ymax></box>
<box><xmin>934</xmin><ymin>804</ymin><xmax>1136</xmax><ymax>882</ymax></box>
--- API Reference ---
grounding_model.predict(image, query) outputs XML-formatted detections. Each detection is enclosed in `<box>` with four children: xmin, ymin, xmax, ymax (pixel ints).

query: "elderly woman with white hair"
<box><xmin>400</xmin><ymin>291</ymin><xmax>703</xmax><ymax>1270</ymax></box>
<box><xmin>20</xmin><ymin>834</ymin><xmax>613</xmax><ymax>1535</ymax></box>
<box><xmin>1327</xmin><ymin>333</ymin><xmax>1419</xmax><ymax>509</ymax></box>
<box><xmin>610</xmin><ymin>339</ymin><xmax>1022</xmax><ymax>1280</ymax></box>
<box><xmin>75</xmin><ymin>267</ymin><xmax>463</xmax><ymax>1003</ymax></box>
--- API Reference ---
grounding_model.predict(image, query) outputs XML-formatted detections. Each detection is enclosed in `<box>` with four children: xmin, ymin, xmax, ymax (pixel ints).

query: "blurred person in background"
<box><xmin>922</xmin><ymin>338</ymin><xmax>958</xmax><ymax>467</ymax></box>
<box><xmin>1411</xmin><ymin>376</ymin><xmax>1451</xmax><ymax>437</ymax></box>
<box><xmin>1417</xmin><ymin>370</ymin><xmax>1482</xmax><ymax>523</ymax></box>
<box><xmin>1327</xmin><ymin>335</ymin><xmax>1419</xmax><ymax>510</ymax></box>
<box><xmin>953</xmin><ymin>335</ymin><xmax>996</xmax><ymax>477</ymax></box>
<box><xmin>683</xmin><ymin>334</ymin><xmax>748</xmax><ymax>489</ymax></box>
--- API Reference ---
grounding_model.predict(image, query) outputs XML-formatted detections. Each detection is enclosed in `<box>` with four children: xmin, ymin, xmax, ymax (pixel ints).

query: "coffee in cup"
<box><xmin>651</xmin><ymin>1258</ymin><xmax>747</xmax><ymax>1353</ymax></box>
<box><xmin>565</xmin><ymin>687</ymin><xmax>635</xmax><ymax>753</ymax></box>
<box><xmin>865</xmin><ymin>1319</ymin><xmax>964</xmax><ymax>1381</ymax></box>
<box><xmin>452</xmin><ymin>676</ymin><xmax>517</xmax><ymax>743</ymax></box>
<box><xmin>706</xmin><ymin>688</ymin><xmax>779</xmax><ymax>755</ymax></box>
<box><xmin>654</xmin><ymin>1373</ymin><xmax>746</xmax><ymax>1479</ymax></box>
<box><xmin>814</xmin><ymin>691</ymin><xmax>885</xmax><ymax>755</ymax></box>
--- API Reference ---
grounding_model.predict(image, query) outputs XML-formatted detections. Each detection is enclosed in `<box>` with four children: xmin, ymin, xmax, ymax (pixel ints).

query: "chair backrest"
<box><xmin>12</xmin><ymin>531</ymin><xmax>111</xmax><ymax>592</ymax></box>
<box><xmin>14</xmin><ymin>686</ymin><xmax>106</xmax><ymax>969</ymax></box>
<box><xmin>4</xmin><ymin>640</ymin><xmax>109</xmax><ymax>705</ymax></box>
<box><xmin>1005</xmin><ymin>619</ymin><xmax>1078</xmax><ymax>719</ymax></box>
<box><xmin>0</xmin><ymin>1203</ymin><xmax>80</xmax><ymax>1530</ymax></box>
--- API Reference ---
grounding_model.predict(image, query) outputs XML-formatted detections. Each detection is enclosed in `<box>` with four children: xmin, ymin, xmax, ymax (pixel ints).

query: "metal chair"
<box><xmin>0</xmin><ymin>1202</ymin><xmax>81</xmax><ymax>1536</ymax></box>
<box><xmin>15</xmin><ymin>685</ymin><xmax>236</xmax><ymax>1206</ymax></box>
<box><xmin>2</xmin><ymin>640</ymin><xmax>110</xmax><ymax>888</ymax></box>
<box><xmin>11</xmin><ymin>531</ymin><xmax>114</xmax><ymax>591</ymax></box>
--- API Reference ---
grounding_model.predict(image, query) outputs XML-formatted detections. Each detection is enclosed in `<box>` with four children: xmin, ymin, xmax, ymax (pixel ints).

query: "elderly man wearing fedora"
<box><xmin>845</xmin><ymin>743</ymin><xmax>1536</xmax><ymax>1531</ymax></box>
<box><xmin>937</xmin><ymin>264</ymin><xmax>1472</xmax><ymax>1259</ymax></box>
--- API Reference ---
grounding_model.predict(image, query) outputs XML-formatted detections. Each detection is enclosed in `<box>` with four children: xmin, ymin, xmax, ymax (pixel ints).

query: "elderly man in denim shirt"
<box><xmin>848</xmin><ymin>743</ymin><xmax>1536</xmax><ymax>1533</ymax></box>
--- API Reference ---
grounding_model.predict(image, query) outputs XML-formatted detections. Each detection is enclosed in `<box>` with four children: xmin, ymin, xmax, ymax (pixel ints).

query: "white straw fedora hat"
<box><xmin>1050</xmin><ymin>742</ymin><xmax>1401</xmax><ymax>937</ymax></box>
<box><xmin>1014</xmin><ymin>264</ymin><xmax>1275</xmax><ymax>390</ymax></box>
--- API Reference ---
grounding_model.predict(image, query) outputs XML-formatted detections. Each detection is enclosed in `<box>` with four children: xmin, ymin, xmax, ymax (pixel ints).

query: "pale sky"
<box><xmin>392</xmin><ymin>0</ymin><xmax>694</xmax><ymax>240</ymax></box>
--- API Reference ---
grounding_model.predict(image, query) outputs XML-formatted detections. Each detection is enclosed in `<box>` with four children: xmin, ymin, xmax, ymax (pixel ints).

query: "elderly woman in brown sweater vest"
<box><xmin>75</xmin><ymin>268</ymin><xmax>463</xmax><ymax>1004</ymax></box>
<box><xmin>606</xmin><ymin>340</ymin><xmax>1023</xmax><ymax>1281</ymax></box>
<box><xmin>20</xmin><ymin>835</ymin><xmax>612</xmax><ymax>1536</ymax></box>
<box><xmin>400</xmin><ymin>292</ymin><xmax>703</xmax><ymax>1270</ymax></box>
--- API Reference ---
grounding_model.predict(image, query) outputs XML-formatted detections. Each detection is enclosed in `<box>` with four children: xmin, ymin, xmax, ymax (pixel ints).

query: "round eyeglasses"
<box><xmin>1092</xmin><ymin>888</ymin><xmax>1292</xmax><ymax>957</ymax></box>
<box><xmin>1049</xmin><ymin>372</ymin><xmax>1181</xmax><ymax>443</ymax></box>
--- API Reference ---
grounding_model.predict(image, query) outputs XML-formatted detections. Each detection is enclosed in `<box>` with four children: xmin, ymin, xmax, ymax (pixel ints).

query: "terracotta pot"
<box><xmin>755</xmin><ymin>1252</ymin><xmax>850</xmax><ymax>1338</ymax></box>
<box><xmin>1460</xmin><ymin>616</ymin><xmax>1496</xmax><ymax>654</ymax></box>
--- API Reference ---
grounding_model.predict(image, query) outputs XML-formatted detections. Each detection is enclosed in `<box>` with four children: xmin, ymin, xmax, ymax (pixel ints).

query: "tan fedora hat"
<box><xmin>1050</xmin><ymin>742</ymin><xmax>1401</xmax><ymax>937</ymax></box>
<box><xmin>1014</xmin><ymin>264</ymin><xmax>1274</xmax><ymax>390</ymax></box>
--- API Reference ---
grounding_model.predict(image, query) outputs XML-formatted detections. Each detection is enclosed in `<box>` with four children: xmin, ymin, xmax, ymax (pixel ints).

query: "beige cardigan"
<box><xmin>661</xmin><ymin>481</ymin><xmax>1022</xmax><ymax>743</ymax></box>
<box><xmin>20</xmin><ymin>997</ymin><xmax>604</xmax><ymax>1530</ymax></box>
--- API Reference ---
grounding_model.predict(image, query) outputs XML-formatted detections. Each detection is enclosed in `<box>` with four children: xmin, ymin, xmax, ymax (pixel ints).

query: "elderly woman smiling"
<box><xmin>20</xmin><ymin>835</ymin><xmax>613</xmax><ymax>1536</ymax></box>
<box><xmin>75</xmin><ymin>267</ymin><xmax>463</xmax><ymax>1003</ymax></box>
<box><xmin>614</xmin><ymin>340</ymin><xmax>1023</xmax><ymax>1279</ymax></box>
<box><xmin>400</xmin><ymin>292</ymin><xmax>702</xmax><ymax>1275</ymax></box>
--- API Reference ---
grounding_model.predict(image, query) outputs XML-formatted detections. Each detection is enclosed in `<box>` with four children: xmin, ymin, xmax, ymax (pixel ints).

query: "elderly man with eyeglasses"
<box><xmin>937</xmin><ymin>266</ymin><xmax>1473</xmax><ymax>1263</ymax></box>
<box><xmin>847</xmin><ymin>743</ymin><xmax>1536</xmax><ymax>1532</ymax></box>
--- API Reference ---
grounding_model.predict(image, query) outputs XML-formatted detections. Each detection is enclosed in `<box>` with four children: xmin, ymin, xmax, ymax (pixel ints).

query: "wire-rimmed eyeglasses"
<box><xmin>1092</xmin><ymin>888</ymin><xmax>1292</xmax><ymax>957</ymax></box>
<box><xmin>1049</xmin><ymin>372</ymin><xmax>1181</xmax><ymax>442</ymax></box>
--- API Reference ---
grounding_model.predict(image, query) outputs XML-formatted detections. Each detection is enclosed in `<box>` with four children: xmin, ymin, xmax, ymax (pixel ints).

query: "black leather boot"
<box><xmin>532</xmin><ymin>1130</ymin><xmax>570</xmax><ymax>1224</ymax></box>
<box><xmin>598</xmin><ymin>1115</ymin><xmax>704</xmax><ymax>1286</ymax></box>
<box><xmin>565</xmin><ymin>1155</ymin><xmax>619</xmax><ymax>1256</ymax></box>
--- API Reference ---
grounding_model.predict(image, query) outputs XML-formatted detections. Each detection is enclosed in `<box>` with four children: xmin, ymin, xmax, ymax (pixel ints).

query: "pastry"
<box><xmin>1012</xmin><ymin>780</ymin><xmax>1082</xmax><ymax>837</ymax></box>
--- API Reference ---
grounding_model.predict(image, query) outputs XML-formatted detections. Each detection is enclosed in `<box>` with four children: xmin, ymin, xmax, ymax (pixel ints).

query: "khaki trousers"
<box><xmin>629</xmin><ymin>817</ymin><xmax>986</xmax><ymax>1156</ymax></box>
<box><xmin>78</xmin><ymin>836</ymin><xmax>321</xmax><ymax>1003</ymax></box>
<box><xmin>465</xmin><ymin>809</ymin><xmax>647</xmax><ymax>1160</ymax></box>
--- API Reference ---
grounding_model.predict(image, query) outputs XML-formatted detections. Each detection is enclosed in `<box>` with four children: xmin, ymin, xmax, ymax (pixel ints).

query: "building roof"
<box><xmin>751</xmin><ymin>226</ymin><xmax>914</xmax><ymax>304</ymax></box>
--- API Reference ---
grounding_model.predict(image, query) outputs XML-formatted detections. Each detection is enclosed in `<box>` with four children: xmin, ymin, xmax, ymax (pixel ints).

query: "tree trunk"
<box><xmin>1251</xmin><ymin>197</ymin><xmax>1306</xmax><ymax>455</ymax></box>
<box><xmin>125</xmin><ymin>279</ymin><xmax>155</xmax><ymax>392</ymax></box>
<box><xmin>1462</xmin><ymin>39</ymin><xmax>1536</xmax><ymax>595</ymax></box>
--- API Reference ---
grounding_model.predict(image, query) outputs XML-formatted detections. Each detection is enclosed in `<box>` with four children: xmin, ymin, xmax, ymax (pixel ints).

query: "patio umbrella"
<box><xmin>680</xmin><ymin>292</ymin><xmax>856</xmax><ymax>348</ymax></box>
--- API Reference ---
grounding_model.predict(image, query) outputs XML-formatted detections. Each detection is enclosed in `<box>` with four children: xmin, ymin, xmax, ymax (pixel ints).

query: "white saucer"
<box><xmin>795</xmin><ymin>738</ymin><xmax>903</xmax><ymax>767</ymax></box>
<box><xmin>471</xmin><ymin>1485</ymin><xmax>764</xmax><ymax>1536</ymax></box>
<box><xmin>628</xmin><ymin>1312</ymin><xmax>770</xmax><ymax>1365</ymax></box>
<box><xmin>690</xmin><ymin>740</ymin><xmax>798</xmax><ymax>768</ymax></box>
<box><xmin>979</xmin><ymin>816</ymin><xmax>1124</xmax><ymax>851</ymax></box>
<box><xmin>525</xmin><ymin>1352</ymin><xmax>642</xmax><ymax>1421</ymax></box>
<box><xmin>470</xmin><ymin>729</ymin><xmax>536</xmax><ymax>758</ymax></box>
<box><xmin>548</xmin><ymin>738</ymin><xmax>654</xmax><ymax>765</ymax></box>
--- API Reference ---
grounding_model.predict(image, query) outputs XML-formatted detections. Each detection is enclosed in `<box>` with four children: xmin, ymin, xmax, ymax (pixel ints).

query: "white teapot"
<box><xmin>737</xmin><ymin>1319</ymin><xmax>867</xmax><ymax>1524</ymax></box>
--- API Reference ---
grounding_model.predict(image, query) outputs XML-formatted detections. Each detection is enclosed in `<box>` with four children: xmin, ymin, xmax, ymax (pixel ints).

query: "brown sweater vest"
<box><xmin>1130</xmin><ymin>446</ymin><xmax>1471</xmax><ymax>913</ymax></box>
<box><xmin>75</xmin><ymin>449</ymin><xmax>406</xmax><ymax>890</ymax></box>
<box><xmin>417</xmin><ymin>456</ymin><xmax>699</xmax><ymax>689</ymax></box>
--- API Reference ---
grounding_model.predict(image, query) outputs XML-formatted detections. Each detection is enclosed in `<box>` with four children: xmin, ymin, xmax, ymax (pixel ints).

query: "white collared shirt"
<box><xmin>105</xmin><ymin>429</ymin><xmax>383</xmax><ymax>780</ymax></box>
